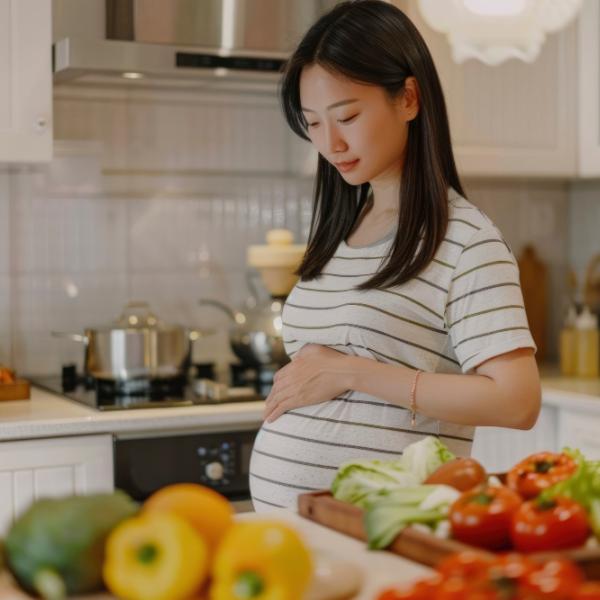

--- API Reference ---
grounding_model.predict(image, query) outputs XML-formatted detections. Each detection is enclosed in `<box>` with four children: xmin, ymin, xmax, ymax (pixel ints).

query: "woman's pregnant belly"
<box><xmin>249</xmin><ymin>391</ymin><xmax>442</xmax><ymax>511</ymax></box>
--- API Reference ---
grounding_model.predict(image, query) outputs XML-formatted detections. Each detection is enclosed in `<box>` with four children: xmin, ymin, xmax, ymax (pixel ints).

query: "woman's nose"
<box><xmin>325</xmin><ymin>126</ymin><xmax>347</xmax><ymax>154</ymax></box>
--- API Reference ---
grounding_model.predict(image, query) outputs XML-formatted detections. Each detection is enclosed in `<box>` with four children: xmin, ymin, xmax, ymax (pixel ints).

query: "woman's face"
<box><xmin>299</xmin><ymin>63</ymin><xmax>418</xmax><ymax>186</ymax></box>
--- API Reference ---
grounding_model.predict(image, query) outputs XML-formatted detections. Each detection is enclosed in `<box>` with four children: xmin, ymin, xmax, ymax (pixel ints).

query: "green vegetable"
<box><xmin>366</xmin><ymin>504</ymin><xmax>443</xmax><ymax>549</ymax></box>
<box><xmin>330</xmin><ymin>437</ymin><xmax>455</xmax><ymax>508</ymax></box>
<box><xmin>539</xmin><ymin>448</ymin><xmax>600</xmax><ymax>538</ymax></box>
<box><xmin>363</xmin><ymin>485</ymin><xmax>459</xmax><ymax>549</ymax></box>
<box><xmin>331</xmin><ymin>459</ymin><xmax>419</xmax><ymax>508</ymax></box>
<box><xmin>401</xmin><ymin>436</ymin><xmax>455</xmax><ymax>482</ymax></box>
<box><xmin>5</xmin><ymin>490</ymin><xmax>138</xmax><ymax>600</ymax></box>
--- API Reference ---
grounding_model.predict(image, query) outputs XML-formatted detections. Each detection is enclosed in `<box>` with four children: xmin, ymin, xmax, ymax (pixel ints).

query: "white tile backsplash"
<box><xmin>11</xmin><ymin>191</ymin><xmax>128</xmax><ymax>275</ymax></box>
<box><xmin>568</xmin><ymin>181</ymin><xmax>600</xmax><ymax>293</ymax></box>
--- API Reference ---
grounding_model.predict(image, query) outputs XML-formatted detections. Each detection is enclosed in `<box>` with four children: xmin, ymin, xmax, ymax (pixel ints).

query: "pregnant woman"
<box><xmin>249</xmin><ymin>0</ymin><xmax>541</xmax><ymax>511</ymax></box>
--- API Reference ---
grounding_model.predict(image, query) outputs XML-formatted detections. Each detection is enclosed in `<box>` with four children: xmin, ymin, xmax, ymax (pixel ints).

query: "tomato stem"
<box><xmin>534</xmin><ymin>460</ymin><xmax>554</xmax><ymax>474</ymax></box>
<box><xmin>470</xmin><ymin>493</ymin><xmax>493</xmax><ymax>506</ymax></box>
<box><xmin>535</xmin><ymin>498</ymin><xmax>557</xmax><ymax>511</ymax></box>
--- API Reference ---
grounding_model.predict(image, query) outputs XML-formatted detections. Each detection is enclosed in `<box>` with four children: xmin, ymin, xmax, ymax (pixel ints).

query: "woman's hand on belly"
<box><xmin>263</xmin><ymin>344</ymin><xmax>351</xmax><ymax>423</ymax></box>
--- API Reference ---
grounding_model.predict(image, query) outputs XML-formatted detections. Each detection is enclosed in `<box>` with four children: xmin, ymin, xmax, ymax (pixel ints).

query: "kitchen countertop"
<box><xmin>0</xmin><ymin>387</ymin><xmax>264</xmax><ymax>442</ymax></box>
<box><xmin>1</xmin><ymin>367</ymin><xmax>600</xmax><ymax>442</ymax></box>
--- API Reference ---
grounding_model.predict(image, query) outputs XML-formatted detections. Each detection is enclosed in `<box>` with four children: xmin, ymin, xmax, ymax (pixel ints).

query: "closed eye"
<box><xmin>338</xmin><ymin>114</ymin><xmax>359</xmax><ymax>124</ymax></box>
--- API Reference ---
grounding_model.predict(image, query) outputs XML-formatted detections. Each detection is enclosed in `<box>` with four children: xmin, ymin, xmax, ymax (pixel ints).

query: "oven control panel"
<box><xmin>114</xmin><ymin>429</ymin><xmax>258</xmax><ymax>501</ymax></box>
<box><xmin>196</xmin><ymin>441</ymin><xmax>237</xmax><ymax>486</ymax></box>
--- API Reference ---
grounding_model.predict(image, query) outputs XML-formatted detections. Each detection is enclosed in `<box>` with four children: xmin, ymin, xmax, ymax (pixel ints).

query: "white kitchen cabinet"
<box><xmin>0</xmin><ymin>0</ymin><xmax>52</xmax><ymax>163</ymax></box>
<box><xmin>398</xmin><ymin>1</ymin><xmax>578</xmax><ymax>179</ymax></box>
<box><xmin>577</xmin><ymin>0</ymin><xmax>600</xmax><ymax>176</ymax></box>
<box><xmin>0</xmin><ymin>434</ymin><xmax>113</xmax><ymax>535</ymax></box>
<box><xmin>471</xmin><ymin>404</ymin><xmax>559</xmax><ymax>473</ymax></box>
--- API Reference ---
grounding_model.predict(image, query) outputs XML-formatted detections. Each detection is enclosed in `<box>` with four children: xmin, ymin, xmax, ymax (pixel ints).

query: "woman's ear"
<box><xmin>401</xmin><ymin>76</ymin><xmax>420</xmax><ymax>121</ymax></box>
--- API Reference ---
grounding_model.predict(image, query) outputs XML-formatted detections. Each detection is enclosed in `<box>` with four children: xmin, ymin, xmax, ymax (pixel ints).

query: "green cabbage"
<box><xmin>330</xmin><ymin>436</ymin><xmax>455</xmax><ymax>507</ymax></box>
<box><xmin>401</xmin><ymin>436</ymin><xmax>455</xmax><ymax>482</ymax></box>
<box><xmin>331</xmin><ymin>459</ymin><xmax>419</xmax><ymax>508</ymax></box>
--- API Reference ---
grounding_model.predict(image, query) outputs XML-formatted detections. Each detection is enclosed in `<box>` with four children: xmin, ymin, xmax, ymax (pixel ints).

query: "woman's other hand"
<box><xmin>263</xmin><ymin>344</ymin><xmax>350</xmax><ymax>423</ymax></box>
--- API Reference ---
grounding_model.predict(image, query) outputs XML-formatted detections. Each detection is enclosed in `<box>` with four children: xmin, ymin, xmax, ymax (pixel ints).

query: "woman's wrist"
<box><xmin>340</xmin><ymin>355</ymin><xmax>387</xmax><ymax>393</ymax></box>
<box><xmin>339</xmin><ymin>355</ymin><xmax>414</xmax><ymax>407</ymax></box>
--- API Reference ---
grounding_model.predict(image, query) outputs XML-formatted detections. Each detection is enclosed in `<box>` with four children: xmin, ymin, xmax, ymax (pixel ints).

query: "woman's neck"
<box><xmin>369</xmin><ymin>178</ymin><xmax>401</xmax><ymax>219</ymax></box>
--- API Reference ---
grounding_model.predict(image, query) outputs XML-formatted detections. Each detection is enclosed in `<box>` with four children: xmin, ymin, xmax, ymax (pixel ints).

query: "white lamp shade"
<box><xmin>417</xmin><ymin>0</ymin><xmax>583</xmax><ymax>65</ymax></box>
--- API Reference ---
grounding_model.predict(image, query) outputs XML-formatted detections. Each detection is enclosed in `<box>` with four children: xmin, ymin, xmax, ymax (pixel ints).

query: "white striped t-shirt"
<box><xmin>249</xmin><ymin>189</ymin><xmax>536</xmax><ymax>511</ymax></box>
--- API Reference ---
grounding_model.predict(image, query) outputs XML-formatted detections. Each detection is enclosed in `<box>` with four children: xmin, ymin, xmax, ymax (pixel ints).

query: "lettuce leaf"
<box><xmin>401</xmin><ymin>436</ymin><xmax>455</xmax><ymax>482</ymax></box>
<box><xmin>331</xmin><ymin>459</ymin><xmax>419</xmax><ymax>508</ymax></box>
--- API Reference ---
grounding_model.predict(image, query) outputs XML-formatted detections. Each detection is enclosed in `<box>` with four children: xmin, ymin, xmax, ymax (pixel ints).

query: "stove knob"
<box><xmin>205</xmin><ymin>461</ymin><xmax>224</xmax><ymax>481</ymax></box>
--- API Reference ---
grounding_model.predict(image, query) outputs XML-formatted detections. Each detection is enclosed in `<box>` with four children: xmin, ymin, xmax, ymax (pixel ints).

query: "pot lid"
<box><xmin>114</xmin><ymin>301</ymin><xmax>164</xmax><ymax>329</ymax></box>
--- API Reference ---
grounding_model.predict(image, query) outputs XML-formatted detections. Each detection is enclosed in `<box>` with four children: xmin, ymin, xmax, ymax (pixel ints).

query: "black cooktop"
<box><xmin>29</xmin><ymin>365</ymin><xmax>264</xmax><ymax>411</ymax></box>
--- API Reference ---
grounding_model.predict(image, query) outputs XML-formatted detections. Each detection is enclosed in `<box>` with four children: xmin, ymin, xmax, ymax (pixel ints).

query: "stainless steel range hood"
<box><xmin>53</xmin><ymin>0</ymin><xmax>338</xmax><ymax>91</ymax></box>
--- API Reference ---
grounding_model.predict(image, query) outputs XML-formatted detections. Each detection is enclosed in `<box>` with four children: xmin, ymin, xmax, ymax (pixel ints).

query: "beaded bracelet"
<box><xmin>409</xmin><ymin>370</ymin><xmax>422</xmax><ymax>427</ymax></box>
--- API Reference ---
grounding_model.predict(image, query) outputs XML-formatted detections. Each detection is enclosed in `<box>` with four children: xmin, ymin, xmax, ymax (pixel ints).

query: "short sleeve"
<box><xmin>445</xmin><ymin>225</ymin><xmax>536</xmax><ymax>373</ymax></box>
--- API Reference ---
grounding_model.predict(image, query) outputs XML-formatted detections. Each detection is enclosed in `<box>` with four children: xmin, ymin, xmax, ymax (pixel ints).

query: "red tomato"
<box><xmin>375</xmin><ymin>576</ymin><xmax>443</xmax><ymax>600</ymax></box>
<box><xmin>511</xmin><ymin>497</ymin><xmax>590</xmax><ymax>553</ymax></box>
<box><xmin>506</xmin><ymin>451</ymin><xmax>577</xmax><ymax>499</ymax></box>
<box><xmin>458</xmin><ymin>553</ymin><xmax>537</xmax><ymax>599</ymax></box>
<box><xmin>449</xmin><ymin>485</ymin><xmax>523</xmax><ymax>550</ymax></box>
<box><xmin>521</xmin><ymin>558</ymin><xmax>584</xmax><ymax>600</ymax></box>
<box><xmin>433</xmin><ymin>576</ymin><xmax>475</xmax><ymax>600</ymax></box>
<box><xmin>575</xmin><ymin>582</ymin><xmax>600</xmax><ymax>600</ymax></box>
<box><xmin>437</xmin><ymin>551</ymin><xmax>493</xmax><ymax>580</ymax></box>
<box><xmin>424</xmin><ymin>458</ymin><xmax>487</xmax><ymax>491</ymax></box>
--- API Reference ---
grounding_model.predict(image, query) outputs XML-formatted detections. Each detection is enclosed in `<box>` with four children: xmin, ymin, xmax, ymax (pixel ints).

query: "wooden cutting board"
<box><xmin>298</xmin><ymin>491</ymin><xmax>600</xmax><ymax>579</ymax></box>
<box><xmin>517</xmin><ymin>245</ymin><xmax>547</xmax><ymax>362</ymax></box>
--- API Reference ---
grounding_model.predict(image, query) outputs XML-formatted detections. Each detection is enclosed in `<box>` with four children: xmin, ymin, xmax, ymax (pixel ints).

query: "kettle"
<box><xmin>199</xmin><ymin>229</ymin><xmax>306</xmax><ymax>368</ymax></box>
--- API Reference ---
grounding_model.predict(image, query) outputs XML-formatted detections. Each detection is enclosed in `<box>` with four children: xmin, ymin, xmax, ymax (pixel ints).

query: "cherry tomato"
<box><xmin>449</xmin><ymin>484</ymin><xmax>523</xmax><ymax>550</ymax></box>
<box><xmin>511</xmin><ymin>496</ymin><xmax>590</xmax><ymax>553</ymax></box>
<box><xmin>506</xmin><ymin>451</ymin><xmax>577</xmax><ymax>499</ymax></box>
<box><xmin>521</xmin><ymin>558</ymin><xmax>584</xmax><ymax>600</ymax></box>
<box><xmin>575</xmin><ymin>582</ymin><xmax>600</xmax><ymax>600</ymax></box>
<box><xmin>433</xmin><ymin>576</ymin><xmax>475</xmax><ymax>600</ymax></box>
<box><xmin>437</xmin><ymin>551</ymin><xmax>493</xmax><ymax>580</ymax></box>
<box><xmin>458</xmin><ymin>553</ymin><xmax>537</xmax><ymax>599</ymax></box>
<box><xmin>425</xmin><ymin>458</ymin><xmax>487</xmax><ymax>491</ymax></box>
<box><xmin>375</xmin><ymin>575</ymin><xmax>443</xmax><ymax>600</ymax></box>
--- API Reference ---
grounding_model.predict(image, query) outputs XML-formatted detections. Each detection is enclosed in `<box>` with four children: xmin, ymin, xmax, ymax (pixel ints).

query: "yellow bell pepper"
<box><xmin>210</xmin><ymin>521</ymin><xmax>313</xmax><ymax>600</ymax></box>
<box><xmin>103</xmin><ymin>511</ymin><xmax>209</xmax><ymax>600</ymax></box>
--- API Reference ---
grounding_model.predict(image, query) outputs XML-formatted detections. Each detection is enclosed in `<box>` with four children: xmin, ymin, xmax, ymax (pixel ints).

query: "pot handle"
<box><xmin>198</xmin><ymin>299</ymin><xmax>237</xmax><ymax>322</ymax></box>
<box><xmin>51</xmin><ymin>331</ymin><xmax>89</xmax><ymax>344</ymax></box>
<box><xmin>188</xmin><ymin>328</ymin><xmax>216</xmax><ymax>342</ymax></box>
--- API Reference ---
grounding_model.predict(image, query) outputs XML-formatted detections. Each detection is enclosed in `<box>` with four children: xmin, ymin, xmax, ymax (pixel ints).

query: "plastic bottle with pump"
<box><xmin>559</xmin><ymin>304</ymin><xmax>578</xmax><ymax>376</ymax></box>
<box><xmin>575</xmin><ymin>305</ymin><xmax>599</xmax><ymax>378</ymax></box>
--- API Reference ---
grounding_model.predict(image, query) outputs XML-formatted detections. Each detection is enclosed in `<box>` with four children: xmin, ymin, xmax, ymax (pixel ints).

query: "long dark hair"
<box><xmin>280</xmin><ymin>0</ymin><xmax>465</xmax><ymax>289</ymax></box>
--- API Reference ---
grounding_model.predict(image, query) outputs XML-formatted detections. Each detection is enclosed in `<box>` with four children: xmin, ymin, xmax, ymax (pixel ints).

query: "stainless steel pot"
<box><xmin>52</xmin><ymin>302</ymin><xmax>207</xmax><ymax>380</ymax></box>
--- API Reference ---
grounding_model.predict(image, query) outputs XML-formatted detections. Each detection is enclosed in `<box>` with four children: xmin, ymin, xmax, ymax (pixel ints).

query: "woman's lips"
<box><xmin>335</xmin><ymin>159</ymin><xmax>360</xmax><ymax>173</ymax></box>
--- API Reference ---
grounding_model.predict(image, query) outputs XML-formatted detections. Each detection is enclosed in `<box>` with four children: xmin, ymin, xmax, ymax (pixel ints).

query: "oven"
<box><xmin>113</xmin><ymin>427</ymin><xmax>258</xmax><ymax>512</ymax></box>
